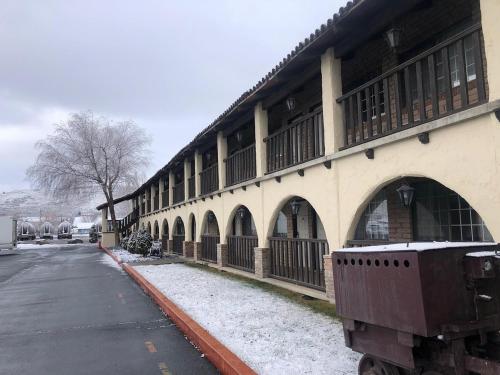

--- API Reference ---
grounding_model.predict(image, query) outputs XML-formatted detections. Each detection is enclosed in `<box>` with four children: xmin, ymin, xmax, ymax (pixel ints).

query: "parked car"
<box><xmin>40</xmin><ymin>222</ymin><xmax>54</xmax><ymax>240</ymax></box>
<box><xmin>17</xmin><ymin>221</ymin><xmax>36</xmax><ymax>241</ymax></box>
<box><xmin>57</xmin><ymin>221</ymin><xmax>72</xmax><ymax>239</ymax></box>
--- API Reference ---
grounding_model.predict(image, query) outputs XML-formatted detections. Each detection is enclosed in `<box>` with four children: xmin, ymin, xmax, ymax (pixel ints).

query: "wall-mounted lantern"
<box><xmin>396</xmin><ymin>183</ymin><xmax>416</xmax><ymax>208</ymax></box>
<box><xmin>235</xmin><ymin>130</ymin><xmax>243</xmax><ymax>145</ymax></box>
<box><xmin>208</xmin><ymin>211</ymin><xmax>215</xmax><ymax>222</ymax></box>
<box><xmin>237</xmin><ymin>206</ymin><xmax>246</xmax><ymax>219</ymax></box>
<box><xmin>286</xmin><ymin>97</ymin><xmax>296</xmax><ymax>112</ymax></box>
<box><xmin>385</xmin><ymin>27</ymin><xmax>403</xmax><ymax>49</ymax></box>
<box><xmin>290</xmin><ymin>200</ymin><xmax>301</xmax><ymax>216</ymax></box>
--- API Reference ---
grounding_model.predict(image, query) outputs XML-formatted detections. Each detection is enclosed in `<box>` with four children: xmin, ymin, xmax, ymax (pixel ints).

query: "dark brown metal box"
<box><xmin>332</xmin><ymin>243</ymin><xmax>499</xmax><ymax>338</ymax></box>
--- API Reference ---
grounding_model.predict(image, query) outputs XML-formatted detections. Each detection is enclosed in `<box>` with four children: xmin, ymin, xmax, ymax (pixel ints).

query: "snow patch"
<box><xmin>135</xmin><ymin>264</ymin><xmax>360</xmax><ymax>375</ymax></box>
<box><xmin>110</xmin><ymin>248</ymin><xmax>151</xmax><ymax>263</ymax></box>
<box><xmin>336</xmin><ymin>241</ymin><xmax>497</xmax><ymax>253</ymax></box>
<box><xmin>17</xmin><ymin>243</ymin><xmax>80</xmax><ymax>250</ymax></box>
<box><xmin>99</xmin><ymin>254</ymin><xmax>124</xmax><ymax>273</ymax></box>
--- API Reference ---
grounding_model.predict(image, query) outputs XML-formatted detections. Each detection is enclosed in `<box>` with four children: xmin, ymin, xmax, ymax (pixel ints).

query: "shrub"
<box><xmin>136</xmin><ymin>229</ymin><xmax>153</xmax><ymax>256</ymax></box>
<box><xmin>120</xmin><ymin>236</ymin><xmax>129</xmax><ymax>250</ymax></box>
<box><xmin>127</xmin><ymin>231</ymin><xmax>138</xmax><ymax>254</ymax></box>
<box><xmin>89</xmin><ymin>225</ymin><xmax>98</xmax><ymax>243</ymax></box>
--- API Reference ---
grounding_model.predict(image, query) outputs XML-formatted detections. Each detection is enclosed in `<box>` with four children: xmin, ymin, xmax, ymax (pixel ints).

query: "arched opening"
<box><xmin>268</xmin><ymin>197</ymin><xmax>329</xmax><ymax>290</ymax></box>
<box><xmin>147</xmin><ymin>222</ymin><xmax>152</xmax><ymax>235</ymax></box>
<box><xmin>153</xmin><ymin>221</ymin><xmax>159</xmax><ymax>241</ymax></box>
<box><xmin>351</xmin><ymin>177</ymin><xmax>493</xmax><ymax>246</ymax></box>
<box><xmin>189</xmin><ymin>214</ymin><xmax>196</xmax><ymax>242</ymax></box>
<box><xmin>227</xmin><ymin>205</ymin><xmax>258</xmax><ymax>273</ymax></box>
<box><xmin>201</xmin><ymin>211</ymin><xmax>220</xmax><ymax>263</ymax></box>
<box><xmin>172</xmin><ymin>217</ymin><xmax>185</xmax><ymax>255</ymax></box>
<box><xmin>161</xmin><ymin>219</ymin><xmax>169</xmax><ymax>253</ymax></box>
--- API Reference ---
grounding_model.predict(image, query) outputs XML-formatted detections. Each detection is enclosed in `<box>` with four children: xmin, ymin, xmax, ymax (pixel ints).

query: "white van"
<box><xmin>0</xmin><ymin>216</ymin><xmax>17</xmax><ymax>250</ymax></box>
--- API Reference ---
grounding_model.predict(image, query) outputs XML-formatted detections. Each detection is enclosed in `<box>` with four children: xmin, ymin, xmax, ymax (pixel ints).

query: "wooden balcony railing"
<box><xmin>188</xmin><ymin>176</ymin><xmax>196</xmax><ymax>198</ymax></box>
<box><xmin>153</xmin><ymin>195</ymin><xmax>159</xmax><ymax>211</ymax></box>
<box><xmin>225</xmin><ymin>144</ymin><xmax>256</xmax><ymax>187</ymax></box>
<box><xmin>200</xmin><ymin>163</ymin><xmax>219</xmax><ymax>195</ymax></box>
<box><xmin>173</xmin><ymin>182</ymin><xmax>185</xmax><ymax>204</ymax></box>
<box><xmin>337</xmin><ymin>25</ymin><xmax>486</xmax><ymax>148</ymax></box>
<box><xmin>269</xmin><ymin>237</ymin><xmax>329</xmax><ymax>290</ymax></box>
<box><xmin>201</xmin><ymin>234</ymin><xmax>219</xmax><ymax>263</ymax></box>
<box><xmin>227</xmin><ymin>235</ymin><xmax>257</xmax><ymax>273</ymax></box>
<box><xmin>265</xmin><ymin>108</ymin><xmax>324</xmax><ymax>173</ymax></box>
<box><xmin>162</xmin><ymin>191</ymin><xmax>169</xmax><ymax>208</ymax></box>
<box><xmin>172</xmin><ymin>234</ymin><xmax>184</xmax><ymax>255</ymax></box>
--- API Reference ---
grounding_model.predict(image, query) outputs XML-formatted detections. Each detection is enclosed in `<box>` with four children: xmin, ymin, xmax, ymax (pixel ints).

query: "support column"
<box><xmin>168</xmin><ymin>171</ymin><xmax>174</xmax><ymax>206</ymax></box>
<box><xmin>193</xmin><ymin>241</ymin><xmax>202</xmax><ymax>261</ymax></box>
<box><xmin>321</xmin><ymin>47</ymin><xmax>343</xmax><ymax>153</ymax></box>
<box><xmin>254</xmin><ymin>102</ymin><xmax>268</xmax><ymax>177</ymax></box>
<box><xmin>323</xmin><ymin>254</ymin><xmax>335</xmax><ymax>303</ymax></box>
<box><xmin>183</xmin><ymin>241</ymin><xmax>194</xmax><ymax>258</ymax></box>
<box><xmin>150</xmin><ymin>184</ymin><xmax>155</xmax><ymax>212</ymax></box>
<box><xmin>216</xmin><ymin>131</ymin><xmax>227</xmax><ymax>189</ymax></box>
<box><xmin>194</xmin><ymin>150</ymin><xmax>202</xmax><ymax>197</ymax></box>
<box><xmin>159</xmin><ymin>177</ymin><xmax>164</xmax><ymax>208</ymax></box>
<box><xmin>254</xmin><ymin>247</ymin><xmax>271</xmax><ymax>278</ymax></box>
<box><xmin>101</xmin><ymin>207</ymin><xmax>108</xmax><ymax>231</ymax></box>
<box><xmin>480</xmin><ymin>0</ymin><xmax>500</xmax><ymax>101</ymax></box>
<box><xmin>184</xmin><ymin>158</ymin><xmax>191</xmax><ymax>199</ymax></box>
<box><xmin>217</xmin><ymin>243</ymin><xmax>228</xmax><ymax>268</ymax></box>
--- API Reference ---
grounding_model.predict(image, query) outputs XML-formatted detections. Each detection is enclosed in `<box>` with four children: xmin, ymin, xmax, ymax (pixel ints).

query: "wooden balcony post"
<box><xmin>216</xmin><ymin>131</ymin><xmax>227</xmax><ymax>189</ymax></box>
<box><xmin>480</xmin><ymin>0</ymin><xmax>500</xmax><ymax>101</ymax></box>
<box><xmin>168</xmin><ymin>171</ymin><xmax>174</xmax><ymax>206</ymax></box>
<box><xmin>194</xmin><ymin>150</ymin><xmax>202</xmax><ymax>196</ymax></box>
<box><xmin>321</xmin><ymin>47</ymin><xmax>343</xmax><ymax>153</ymax></box>
<box><xmin>184</xmin><ymin>158</ymin><xmax>191</xmax><ymax>199</ymax></box>
<box><xmin>254</xmin><ymin>102</ymin><xmax>268</xmax><ymax>177</ymax></box>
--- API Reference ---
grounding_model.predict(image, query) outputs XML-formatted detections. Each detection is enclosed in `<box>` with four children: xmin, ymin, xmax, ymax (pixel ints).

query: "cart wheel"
<box><xmin>358</xmin><ymin>354</ymin><xmax>400</xmax><ymax>375</ymax></box>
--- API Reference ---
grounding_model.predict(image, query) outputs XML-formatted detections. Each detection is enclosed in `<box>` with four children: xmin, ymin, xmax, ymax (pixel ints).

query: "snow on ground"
<box><xmin>135</xmin><ymin>264</ymin><xmax>360</xmax><ymax>375</ymax></box>
<box><xmin>99</xmin><ymin>254</ymin><xmax>125</xmax><ymax>272</ymax></box>
<box><xmin>110</xmin><ymin>248</ymin><xmax>152</xmax><ymax>263</ymax></box>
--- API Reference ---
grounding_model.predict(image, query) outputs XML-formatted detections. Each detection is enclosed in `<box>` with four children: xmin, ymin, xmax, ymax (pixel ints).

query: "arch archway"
<box><xmin>147</xmin><ymin>222</ymin><xmax>151</xmax><ymax>235</ymax></box>
<box><xmin>349</xmin><ymin>177</ymin><xmax>493</xmax><ymax>246</ymax></box>
<box><xmin>200</xmin><ymin>210</ymin><xmax>220</xmax><ymax>263</ymax></box>
<box><xmin>226</xmin><ymin>205</ymin><xmax>258</xmax><ymax>273</ymax></box>
<box><xmin>161</xmin><ymin>219</ymin><xmax>169</xmax><ymax>253</ymax></box>
<box><xmin>172</xmin><ymin>217</ymin><xmax>185</xmax><ymax>255</ymax></box>
<box><xmin>153</xmin><ymin>220</ymin><xmax>159</xmax><ymax>241</ymax></box>
<box><xmin>267</xmin><ymin>196</ymin><xmax>329</xmax><ymax>290</ymax></box>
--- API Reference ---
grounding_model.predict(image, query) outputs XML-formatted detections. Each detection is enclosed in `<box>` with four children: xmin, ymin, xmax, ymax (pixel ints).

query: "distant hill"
<box><xmin>0</xmin><ymin>189</ymin><xmax>95</xmax><ymax>219</ymax></box>
<box><xmin>0</xmin><ymin>189</ymin><xmax>131</xmax><ymax>220</ymax></box>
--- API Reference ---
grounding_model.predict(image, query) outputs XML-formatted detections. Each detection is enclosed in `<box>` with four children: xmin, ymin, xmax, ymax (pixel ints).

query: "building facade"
<box><xmin>98</xmin><ymin>0</ymin><xmax>500</xmax><ymax>300</ymax></box>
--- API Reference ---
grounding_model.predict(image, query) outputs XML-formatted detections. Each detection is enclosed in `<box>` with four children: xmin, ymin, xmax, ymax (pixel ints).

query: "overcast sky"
<box><xmin>0</xmin><ymin>0</ymin><xmax>344</xmax><ymax>192</ymax></box>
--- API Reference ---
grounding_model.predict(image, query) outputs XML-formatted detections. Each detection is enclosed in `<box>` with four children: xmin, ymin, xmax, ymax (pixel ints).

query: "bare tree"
<box><xmin>27</xmin><ymin>111</ymin><xmax>150</xmax><ymax>244</ymax></box>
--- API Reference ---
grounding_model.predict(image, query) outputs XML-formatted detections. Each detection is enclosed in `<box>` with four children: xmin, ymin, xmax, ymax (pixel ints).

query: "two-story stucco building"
<box><xmin>98</xmin><ymin>0</ymin><xmax>500</xmax><ymax>301</ymax></box>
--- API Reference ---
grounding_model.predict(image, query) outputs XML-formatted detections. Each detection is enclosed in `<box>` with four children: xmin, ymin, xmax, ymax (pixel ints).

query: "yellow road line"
<box><xmin>144</xmin><ymin>340</ymin><xmax>157</xmax><ymax>353</ymax></box>
<box><xmin>158</xmin><ymin>362</ymin><xmax>171</xmax><ymax>375</ymax></box>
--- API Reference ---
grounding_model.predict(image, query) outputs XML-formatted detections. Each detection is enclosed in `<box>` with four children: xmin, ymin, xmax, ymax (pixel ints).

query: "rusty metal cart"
<box><xmin>332</xmin><ymin>242</ymin><xmax>500</xmax><ymax>375</ymax></box>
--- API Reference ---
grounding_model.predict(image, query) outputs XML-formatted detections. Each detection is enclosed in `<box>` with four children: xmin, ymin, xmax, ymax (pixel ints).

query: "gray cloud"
<box><xmin>0</xmin><ymin>0</ymin><xmax>344</xmax><ymax>190</ymax></box>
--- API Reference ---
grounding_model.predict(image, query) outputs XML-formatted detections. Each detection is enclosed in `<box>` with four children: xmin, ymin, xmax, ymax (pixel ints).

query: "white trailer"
<box><xmin>0</xmin><ymin>216</ymin><xmax>17</xmax><ymax>250</ymax></box>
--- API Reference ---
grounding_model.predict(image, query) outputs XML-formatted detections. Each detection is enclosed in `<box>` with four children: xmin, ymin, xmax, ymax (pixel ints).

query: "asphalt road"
<box><xmin>0</xmin><ymin>244</ymin><xmax>217</xmax><ymax>375</ymax></box>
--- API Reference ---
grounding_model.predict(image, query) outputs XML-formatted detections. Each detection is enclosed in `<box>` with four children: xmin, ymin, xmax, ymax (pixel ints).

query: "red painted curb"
<box><xmin>100</xmin><ymin>246</ymin><xmax>256</xmax><ymax>375</ymax></box>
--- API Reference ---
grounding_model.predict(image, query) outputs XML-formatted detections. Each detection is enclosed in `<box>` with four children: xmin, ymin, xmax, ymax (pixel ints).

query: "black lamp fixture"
<box><xmin>235</xmin><ymin>130</ymin><xmax>243</xmax><ymax>145</ymax></box>
<box><xmin>385</xmin><ymin>27</ymin><xmax>403</xmax><ymax>49</ymax></box>
<box><xmin>290</xmin><ymin>200</ymin><xmax>301</xmax><ymax>216</ymax></box>
<box><xmin>237</xmin><ymin>206</ymin><xmax>246</xmax><ymax>219</ymax></box>
<box><xmin>397</xmin><ymin>183</ymin><xmax>416</xmax><ymax>208</ymax></box>
<box><xmin>208</xmin><ymin>211</ymin><xmax>215</xmax><ymax>222</ymax></box>
<box><xmin>286</xmin><ymin>97</ymin><xmax>296</xmax><ymax>112</ymax></box>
